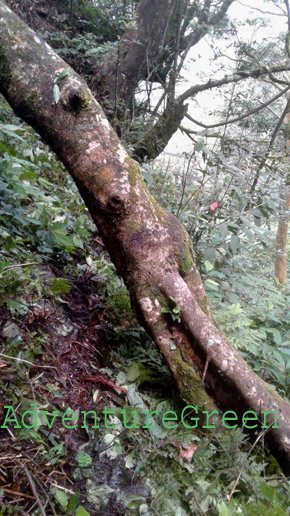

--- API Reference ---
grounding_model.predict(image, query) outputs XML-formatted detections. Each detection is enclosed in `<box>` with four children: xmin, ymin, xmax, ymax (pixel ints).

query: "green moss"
<box><xmin>172</xmin><ymin>350</ymin><xmax>214</xmax><ymax>408</ymax></box>
<box><xmin>107</xmin><ymin>286</ymin><xmax>132</xmax><ymax>318</ymax></box>
<box><xmin>79</xmin><ymin>90</ymin><xmax>91</xmax><ymax>110</ymax></box>
<box><xmin>179</xmin><ymin>248</ymin><xmax>194</xmax><ymax>276</ymax></box>
<box><xmin>156</xmin><ymin>293</ymin><xmax>168</xmax><ymax>307</ymax></box>
<box><xmin>126</xmin><ymin>157</ymin><xmax>139</xmax><ymax>186</ymax></box>
<box><xmin>25</xmin><ymin>90</ymin><xmax>39</xmax><ymax>106</ymax></box>
<box><xmin>61</xmin><ymin>89</ymin><xmax>91</xmax><ymax>112</ymax></box>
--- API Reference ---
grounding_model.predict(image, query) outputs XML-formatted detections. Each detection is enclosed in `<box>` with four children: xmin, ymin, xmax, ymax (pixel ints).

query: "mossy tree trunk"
<box><xmin>0</xmin><ymin>1</ymin><xmax>290</xmax><ymax>474</ymax></box>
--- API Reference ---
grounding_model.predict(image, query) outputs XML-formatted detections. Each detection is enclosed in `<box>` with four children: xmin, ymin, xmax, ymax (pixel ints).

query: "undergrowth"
<box><xmin>0</xmin><ymin>99</ymin><xmax>289</xmax><ymax>515</ymax></box>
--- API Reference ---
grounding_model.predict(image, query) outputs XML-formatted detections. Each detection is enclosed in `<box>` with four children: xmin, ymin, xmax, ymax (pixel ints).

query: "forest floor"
<box><xmin>0</xmin><ymin>248</ymin><xmax>159</xmax><ymax>515</ymax></box>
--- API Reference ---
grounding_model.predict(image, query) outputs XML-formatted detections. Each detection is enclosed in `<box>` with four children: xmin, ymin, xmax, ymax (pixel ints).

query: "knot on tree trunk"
<box><xmin>107</xmin><ymin>192</ymin><xmax>128</xmax><ymax>213</ymax></box>
<box><xmin>60</xmin><ymin>85</ymin><xmax>91</xmax><ymax>113</ymax></box>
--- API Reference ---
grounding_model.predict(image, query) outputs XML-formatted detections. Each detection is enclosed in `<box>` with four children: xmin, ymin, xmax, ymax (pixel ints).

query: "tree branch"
<box><xmin>208</xmin><ymin>0</ymin><xmax>235</xmax><ymax>25</ymax></box>
<box><xmin>133</xmin><ymin>66</ymin><xmax>290</xmax><ymax>160</ymax></box>
<box><xmin>236</xmin><ymin>0</ymin><xmax>286</xmax><ymax>16</ymax></box>
<box><xmin>185</xmin><ymin>85</ymin><xmax>290</xmax><ymax>129</ymax></box>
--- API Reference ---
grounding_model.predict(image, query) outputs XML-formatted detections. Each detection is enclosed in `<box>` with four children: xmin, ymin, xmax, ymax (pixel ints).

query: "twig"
<box><xmin>1</xmin><ymin>262</ymin><xmax>38</xmax><ymax>274</ymax></box>
<box><xmin>1</xmin><ymin>487</ymin><xmax>36</xmax><ymax>500</ymax></box>
<box><xmin>249</xmin><ymin>95</ymin><xmax>290</xmax><ymax>194</ymax></box>
<box><xmin>50</xmin><ymin>482</ymin><xmax>74</xmax><ymax>495</ymax></box>
<box><xmin>227</xmin><ymin>425</ymin><xmax>273</xmax><ymax>501</ymax></box>
<box><xmin>15</xmin><ymin>459</ymin><xmax>46</xmax><ymax>516</ymax></box>
<box><xmin>192</xmin><ymin>491</ymin><xmax>207</xmax><ymax>516</ymax></box>
<box><xmin>0</xmin><ymin>353</ymin><xmax>57</xmax><ymax>370</ymax></box>
<box><xmin>237</xmin><ymin>0</ymin><xmax>286</xmax><ymax>16</ymax></box>
<box><xmin>202</xmin><ymin>357</ymin><xmax>209</xmax><ymax>382</ymax></box>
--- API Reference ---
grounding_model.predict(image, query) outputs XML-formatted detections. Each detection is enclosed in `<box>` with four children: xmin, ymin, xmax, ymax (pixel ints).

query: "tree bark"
<box><xmin>0</xmin><ymin>1</ymin><xmax>290</xmax><ymax>475</ymax></box>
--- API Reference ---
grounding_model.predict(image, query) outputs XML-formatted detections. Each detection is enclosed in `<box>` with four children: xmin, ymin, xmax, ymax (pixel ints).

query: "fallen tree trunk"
<box><xmin>0</xmin><ymin>1</ymin><xmax>289</xmax><ymax>474</ymax></box>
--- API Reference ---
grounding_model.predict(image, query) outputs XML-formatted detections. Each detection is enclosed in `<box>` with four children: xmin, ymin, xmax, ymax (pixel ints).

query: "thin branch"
<box><xmin>284</xmin><ymin>0</ymin><xmax>290</xmax><ymax>29</ymax></box>
<box><xmin>236</xmin><ymin>0</ymin><xmax>286</xmax><ymax>16</ymax></box>
<box><xmin>176</xmin><ymin>0</ymin><xmax>235</xmax><ymax>77</ymax></box>
<box><xmin>178</xmin><ymin>63</ymin><xmax>290</xmax><ymax>103</ymax></box>
<box><xmin>168</xmin><ymin>0</ymin><xmax>184</xmax><ymax>98</ymax></box>
<box><xmin>250</xmin><ymin>95</ymin><xmax>290</xmax><ymax>193</ymax></box>
<box><xmin>185</xmin><ymin>85</ymin><xmax>290</xmax><ymax>129</ymax></box>
<box><xmin>269</xmin><ymin>97</ymin><xmax>290</xmax><ymax>148</ymax></box>
<box><xmin>264</xmin><ymin>104</ymin><xmax>281</xmax><ymax>119</ymax></box>
<box><xmin>192</xmin><ymin>491</ymin><xmax>207</xmax><ymax>516</ymax></box>
<box><xmin>180</xmin><ymin>125</ymin><xmax>221</xmax><ymax>138</ymax></box>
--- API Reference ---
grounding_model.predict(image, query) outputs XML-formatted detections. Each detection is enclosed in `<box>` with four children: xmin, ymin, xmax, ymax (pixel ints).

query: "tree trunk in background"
<box><xmin>274</xmin><ymin>178</ymin><xmax>290</xmax><ymax>284</ymax></box>
<box><xmin>274</xmin><ymin>105</ymin><xmax>290</xmax><ymax>284</ymax></box>
<box><xmin>92</xmin><ymin>0</ymin><xmax>179</xmax><ymax>111</ymax></box>
<box><xmin>0</xmin><ymin>1</ymin><xmax>290</xmax><ymax>475</ymax></box>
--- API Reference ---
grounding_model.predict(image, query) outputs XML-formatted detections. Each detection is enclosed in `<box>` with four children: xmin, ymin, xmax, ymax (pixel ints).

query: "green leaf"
<box><xmin>53</xmin><ymin>84</ymin><xmax>60</xmax><ymax>104</ymax></box>
<box><xmin>67</xmin><ymin>491</ymin><xmax>80</xmax><ymax>514</ymax></box>
<box><xmin>217</xmin><ymin>501</ymin><xmax>231</xmax><ymax>516</ymax></box>
<box><xmin>230</xmin><ymin>235</ymin><xmax>240</xmax><ymax>254</ymax></box>
<box><xmin>127</xmin><ymin>363</ymin><xmax>142</xmax><ymax>382</ymax></box>
<box><xmin>7</xmin><ymin>299</ymin><xmax>27</xmax><ymax>312</ymax></box>
<box><xmin>0</xmin><ymin>261</ymin><xmax>10</xmax><ymax>273</ymax></box>
<box><xmin>76</xmin><ymin>450</ymin><xmax>92</xmax><ymax>468</ymax></box>
<box><xmin>53</xmin><ymin>488</ymin><xmax>68</xmax><ymax>510</ymax></box>
<box><xmin>54</xmin><ymin>68</ymin><xmax>69</xmax><ymax>84</ymax></box>
<box><xmin>273</xmin><ymin>332</ymin><xmax>282</xmax><ymax>345</ymax></box>
<box><xmin>194</xmin><ymin>140</ymin><xmax>204</xmax><ymax>152</ymax></box>
<box><xmin>20</xmin><ymin>169</ymin><xmax>37</xmax><ymax>181</ymax></box>
<box><xmin>0</xmin><ymin>141</ymin><xmax>9</xmax><ymax>152</ymax></box>
<box><xmin>205</xmin><ymin>260</ymin><xmax>213</xmax><ymax>272</ymax></box>
<box><xmin>51</xmin><ymin>229</ymin><xmax>75</xmax><ymax>250</ymax></box>
<box><xmin>75</xmin><ymin>507</ymin><xmax>91</xmax><ymax>516</ymax></box>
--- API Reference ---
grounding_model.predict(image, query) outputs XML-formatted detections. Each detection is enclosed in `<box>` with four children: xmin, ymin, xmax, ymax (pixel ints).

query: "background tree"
<box><xmin>8</xmin><ymin>0</ymin><xmax>290</xmax><ymax>160</ymax></box>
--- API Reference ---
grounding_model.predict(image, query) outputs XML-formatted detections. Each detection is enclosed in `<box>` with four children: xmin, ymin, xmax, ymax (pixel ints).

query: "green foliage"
<box><xmin>161</xmin><ymin>296</ymin><xmax>181</xmax><ymax>322</ymax></box>
<box><xmin>76</xmin><ymin>450</ymin><xmax>93</xmax><ymax>468</ymax></box>
<box><xmin>0</xmin><ymin>99</ymin><xmax>94</xmax><ymax>313</ymax></box>
<box><xmin>212</xmin><ymin>247</ymin><xmax>290</xmax><ymax>398</ymax></box>
<box><xmin>143</xmin><ymin>147</ymin><xmax>278</xmax><ymax>263</ymax></box>
<box><xmin>48</xmin><ymin>277</ymin><xmax>72</xmax><ymax>295</ymax></box>
<box><xmin>0</xmin><ymin>103</ymin><xmax>91</xmax><ymax>261</ymax></box>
